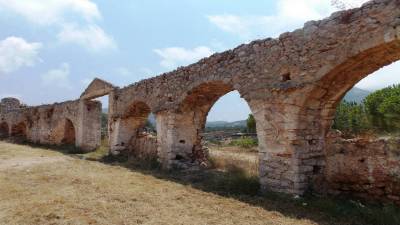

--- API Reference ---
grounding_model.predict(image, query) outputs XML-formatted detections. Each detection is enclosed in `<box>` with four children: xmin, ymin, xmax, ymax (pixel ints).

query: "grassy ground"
<box><xmin>1</xmin><ymin>141</ymin><xmax>400</xmax><ymax>225</ymax></box>
<box><xmin>208</xmin><ymin>145</ymin><xmax>258</xmax><ymax>177</ymax></box>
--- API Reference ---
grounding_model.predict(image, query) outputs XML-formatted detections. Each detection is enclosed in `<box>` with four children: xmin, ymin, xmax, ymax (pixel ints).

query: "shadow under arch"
<box><xmin>50</xmin><ymin>118</ymin><xmax>76</xmax><ymax>146</ymax></box>
<box><xmin>170</xmin><ymin>80</ymin><xmax>258</xmax><ymax>167</ymax></box>
<box><xmin>11</xmin><ymin>122</ymin><xmax>27</xmax><ymax>142</ymax></box>
<box><xmin>62</xmin><ymin>118</ymin><xmax>76</xmax><ymax>145</ymax></box>
<box><xmin>111</xmin><ymin>100</ymin><xmax>157</xmax><ymax>158</ymax></box>
<box><xmin>0</xmin><ymin>121</ymin><xmax>9</xmax><ymax>139</ymax></box>
<box><xmin>122</xmin><ymin>101</ymin><xmax>152</xmax><ymax>142</ymax></box>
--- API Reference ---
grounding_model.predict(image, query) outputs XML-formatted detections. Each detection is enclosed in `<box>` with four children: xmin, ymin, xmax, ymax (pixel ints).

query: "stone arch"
<box><xmin>62</xmin><ymin>119</ymin><xmax>76</xmax><ymax>145</ymax></box>
<box><xmin>50</xmin><ymin>118</ymin><xmax>76</xmax><ymax>145</ymax></box>
<box><xmin>11</xmin><ymin>122</ymin><xmax>27</xmax><ymax>142</ymax></box>
<box><xmin>282</xmin><ymin>28</ymin><xmax>400</xmax><ymax>195</ymax></box>
<box><xmin>0</xmin><ymin>121</ymin><xmax>9</xmax><ymax>139</ymax></box>
<box><xmin>109</xmin><ymin>101</ymin><xmax>157</xmax><ymax>157</ymax></box>
<box><xmin>122</xmin><ymin>101</ymin><xmax>152</xmax><ymax>138</ymax></box>
<box><xmin>156</xmin><ymin>80</ymin><xmax>261</xmax><ymax>168</ymax></box>
<box><xmin>304</xmin><ymin>39</ymin><xmax>400</xmax><ymax>136</ymax></box>
<box><xmin>177</xmin><ymin>81</ymin><xmax>234</xmax><ymax>161</ymax></box>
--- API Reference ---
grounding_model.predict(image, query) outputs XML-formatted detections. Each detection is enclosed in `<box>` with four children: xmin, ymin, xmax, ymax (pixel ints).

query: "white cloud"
<box><xmin>207</xmin><ymin>0</ymin><xmax>367</xmax><ymax>39</ymax></box>
<box><xmin>154</xmin><ymin>46</ymin><xmax>214</xmax><ymax>69</ymax></box>
<box><xmin>58</xmin><ymin>24</ymin><xmax>116</xmax><ymax>52</ymax></box>
<box><xmin>41</xmin><ymin>63</ymin><xmax>72</xmax><ymax>89</ymax></box>
<box><xmin>0</xmin><ymin>37</ymin><xmax>42</xmax><ymax>74</ymax></box>
<box><xmin>207</xmin><ymin>15</ymin><xmax>250</xmax><ymax>36</ymax></box>
<box><xmin>0</xmin><ymin>0</ymin><xmax>100</xmax><ymax>25</ymax></box>
<box><xmin>331</xmin><ymin>0</ymin><xmax>367</xmax><ymax>10</ymax></box>
<box><xmin>0</xmin><ymin>0</ymin><xmax>116</xmax><ymax>52</ymax></box>
<box><xmin>277</xmin><ymin>0</ymin><xmax>331</xmax><ymax>20</ymax></box>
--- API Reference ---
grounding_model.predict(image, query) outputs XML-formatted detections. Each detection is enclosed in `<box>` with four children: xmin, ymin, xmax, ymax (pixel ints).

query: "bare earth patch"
<box><xmin>0</xmin><ymin>141</ymin><xmax>316</xmax><ymax>225</ymax></box>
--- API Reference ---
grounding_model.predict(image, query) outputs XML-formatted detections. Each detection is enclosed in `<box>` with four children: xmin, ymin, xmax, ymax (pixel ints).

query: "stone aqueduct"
<box><xmin>1</xmin><ymin>0</ymin><xmax>400</xmax><ymax>196</ymax></box>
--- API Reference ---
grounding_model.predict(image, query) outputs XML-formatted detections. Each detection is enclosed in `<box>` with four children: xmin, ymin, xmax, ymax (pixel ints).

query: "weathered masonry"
<box><xmin>0</xmin><ymin>97</ymin><xmax>101</xmax><ymax>151</ymax></box>
<box><xmin>1</xmin><ymin>0</ymin><xmax>400</xmax><ymax>199</ymax></box>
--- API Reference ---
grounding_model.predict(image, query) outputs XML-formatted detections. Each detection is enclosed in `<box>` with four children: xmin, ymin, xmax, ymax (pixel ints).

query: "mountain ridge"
<box><xmin>343</xmin><ymin>87</ymin><xmax>370</xmax><ymax>103</ymax></box>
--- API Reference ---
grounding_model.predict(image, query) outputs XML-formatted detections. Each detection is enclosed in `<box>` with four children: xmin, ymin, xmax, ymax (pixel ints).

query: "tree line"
<box><xmin>333</xmin><ymin>84</ymin><xmax>400</xmax><ymax>136</ymax></box>
<box><xmin>244</xmin><ymin>84</ymin><xmax>400</xmax><ymax>138</ymax></box>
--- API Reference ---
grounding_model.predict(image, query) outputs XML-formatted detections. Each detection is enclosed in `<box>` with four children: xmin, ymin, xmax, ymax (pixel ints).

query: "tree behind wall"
<box><xmin>364</xmin><ymin>84</ymin><xmax>400</xmax><ymax>132</ymax></box>
<box><xmin>333</xmin><ymin>84</ymin><xmax>400</xmax><ymax>136</ymax></box>
<box><xmin>333</xmin><ymin>101</ymin><xmax>370</xmax><ymax>136</ymax></box>
<box><xmin>246</xmin><ymin>114</ymin><xmax>256</xmax><ymax>133</ymax></box>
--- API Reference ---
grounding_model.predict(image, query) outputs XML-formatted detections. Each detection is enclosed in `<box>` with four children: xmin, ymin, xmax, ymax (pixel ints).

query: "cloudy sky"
<box><xmin>0</xmin><ymin>0</ymin><xmax>398</xmax><ymax>122</ymax></box>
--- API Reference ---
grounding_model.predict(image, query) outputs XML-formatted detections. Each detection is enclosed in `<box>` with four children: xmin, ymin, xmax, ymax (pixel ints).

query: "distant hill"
<box><xmin>206</xmin><ymin>120</ymin><xmax>246</xmax><ymax>128</ymax></box>
<box><xmin>343</xmin><ymin>87</ymin><xmax>370</xmax><ymax>103</ymax></box>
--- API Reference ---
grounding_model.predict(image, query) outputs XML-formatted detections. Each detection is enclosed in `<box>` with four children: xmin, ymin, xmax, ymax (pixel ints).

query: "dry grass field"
<box><xmin>0</xmin><ymin>141</ymin><xmax>399</xmax><ymax>225</ymax></box>
<box><xmin>208</xmin><ymin>145</ymin><xmax>259</xmax><ymax>177</ymax></box>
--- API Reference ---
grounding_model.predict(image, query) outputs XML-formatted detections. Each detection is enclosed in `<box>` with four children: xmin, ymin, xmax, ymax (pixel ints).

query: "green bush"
<box><xmin>333</xmin><ymin>100</ymin><xmax>370</xmax><ymax>136</ymax></box>
<box><xmin>230</xmin><ymin>137</ymin><xmax>258</xmax><ymax>148</ymax></box>
<box><xmin>334</xmin><ymin>84</ymin><xmax>400</xmax><ymax>136</ymax></box>
<box><xmin>246</xmin><ymin>114</ymin><xmax>256</xmax><ymax>133</ymax></box>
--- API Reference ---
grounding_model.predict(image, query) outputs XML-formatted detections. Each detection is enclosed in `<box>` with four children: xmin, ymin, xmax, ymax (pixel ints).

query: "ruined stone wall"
<box><xmin>106</xmin><ymin>0</ymin><xmax>400</xmax><ymax>194</ymax></box>
<box><xmin>128</xmin><ymin>133</ymin><xmax>158</xmax><ymax>160</ymax></box>
<box><xmin>1</xmin><ymin>0</ymin><xmax>399</xmax><ymax>197</ymax></box>
<box><xmin>318</xmin><ymin>133</ymin><xmax>400</xmax><ymax>205</ymax></box>
<box><xmin>0</xmin><ymin>98</ymin><xmax>101</xmax><ymax>152</ymax></box>
<box><xmin>75</xmin><ymin>100</ymin><xmax>102</xmax><ymax>151</ymax></box>
<box><xmin>0</xmin><ymin>98</ymin><xmax>23</xmax><ymax>113</ymax></box>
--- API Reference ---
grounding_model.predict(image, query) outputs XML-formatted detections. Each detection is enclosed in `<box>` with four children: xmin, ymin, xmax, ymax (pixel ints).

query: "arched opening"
<box><xmin>330</xmin><ymin>61</ymin><xmax>400</xmax><ymax>137</ymax></box>
<box><xmin>117</xmin><ymin>101</ymin><xmax>157</xmax><ymax>159</ymax></box>
<box><xmin>172</xmin><ymin>81</ymin><xmax>257</xmax><ymax>173</ymax></box>
<box><xmin>11</xmin><ymin>122</ymin><xmax>27</xmax><ymax>142</ymax></box>
<box><xmin>172</xmin><ymin>81</ymin><xmax>234</xmax><ymax>164</ymax></box>
<box><xmin>50</xmin><ymin>118</ymin><xmax>76</xmax><ymax>146</ymax></box>
<box><xmin>61</xmin><ymin>119</ymin><xmax>75</xmax><ymax>145</ymax></box>
<box><xmin>304</xmin><ymin>41</ymin><xmax>400</xmax><ymax>135</ymax></box>
<box><xmin>205</xmin><ymin>90</ymin><xmax>258</xmax><ymax>178</ymax></box>
<box><xmin>92</xmin><ymin>95</ymin><xmax>109</xmax><ymax>152</ymax></box>
<box><xmin>0</xmin><ymin>122</ymin><xmax>9</xmax><ymax>139</ymax></box>
<box><xmin>300</xmin><ymin>41</ymin><xmax>400</xmax><ymax>203</ymax></box>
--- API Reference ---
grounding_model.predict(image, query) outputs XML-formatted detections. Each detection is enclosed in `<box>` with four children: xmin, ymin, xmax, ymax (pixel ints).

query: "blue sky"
<box><xmin>0</xmin><ymin>0</ymin><xmax>399</xmax><ymax>122</ymax></box>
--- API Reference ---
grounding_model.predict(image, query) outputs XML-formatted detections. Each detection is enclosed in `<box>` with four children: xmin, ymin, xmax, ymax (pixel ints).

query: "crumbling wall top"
<box><xmin>80</xmin><ymin>78</ymin><xmax>117</xmax><ymax>100</ymax></box>
<box><xmin>0</xmin><ymin>98</ymin><xmax>22</xmax><ymax>113</ymax></box>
